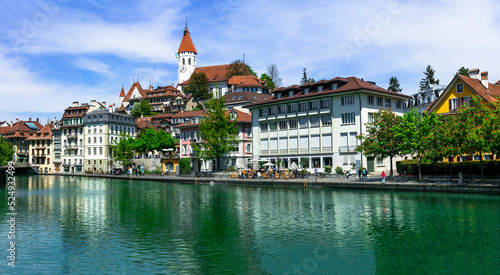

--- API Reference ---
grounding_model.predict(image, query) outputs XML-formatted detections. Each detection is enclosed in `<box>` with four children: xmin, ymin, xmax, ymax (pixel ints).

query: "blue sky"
<box><xmin>1</xmin><ymin>0</ymin><xmax>499</xmax><ymax>123</ymax></box>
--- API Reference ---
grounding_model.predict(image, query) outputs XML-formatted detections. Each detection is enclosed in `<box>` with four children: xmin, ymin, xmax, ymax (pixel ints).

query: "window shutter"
<box><xmin>458</xmin><ymin>97</ymin><xmax>464</xmax><ymax>107</ymax></box>
<box><xmin>449</xmin><ymin>99</ymin><xmax>452</xmax><ymax>111</ymax></box>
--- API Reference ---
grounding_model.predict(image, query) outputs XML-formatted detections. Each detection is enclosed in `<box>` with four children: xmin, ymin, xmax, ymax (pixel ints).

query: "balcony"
<box><xmin>66</xmin><ymin>134</ymin><xmax>78</xmax><ymax>139</ymax></box>
<box><xmin>33</xmin><ymin>154</ymin><xmax>46</xmax><ymax>158</ymax></box>
<box><xmin>64</xmin><ymin>144</ymin><xmax>81</xmax><ymax>150</ymax></box>
<box><xmin>339</xmin><ymin>146</ymin><xmax>358</xmax><ymax>153</ymax></box>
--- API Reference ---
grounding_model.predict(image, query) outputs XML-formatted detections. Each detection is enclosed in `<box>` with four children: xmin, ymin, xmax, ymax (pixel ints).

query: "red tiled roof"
<box><xmin>0</xmin><ymin>126</ymin><xmax>11</xmax><ymax>135</ymax></box>
<box><xmin>177</xmin><ymin>26</ymin><xmax>197</xmax><ymax>54</ymax></box>
<box><xmin>228</xmin><ymin>75</ymin><xmax>266</xmax><ymax>87</ymax></box>
<box><xmin>3</xmin><ymin>120</ymin><xmax>43</xmax><ymax>139</ymax></box>
<box><xmin>496</xmin><ymin>80</ymin><xmax>500</xmax><ymax>86</ymax></box>
<box><xmin>175</xmin><ymin>109</ymin><xmax>251</xmax><ymax>128</ymax></box>
<box><xmin>246</xmin><ymin>76</ymin><xmax>411</xmax><ymax>108</ymax></box>
<box><xmin>123</xmin><ymin>82</ymin><xmax>148</xmax><ymax>102</ymax></box>
<box><xmin>26</xmin><ymin>124</ymin><xmax>53</xmax><ymax>140</ymax></box>
<box><xmin>172</xmin><ymin>110</ymin><xmax>206</xmax><ymax>118</ymax></box>
<box><xmin>119</xmin><ymin>86</ymin><xmax>125</xmax><ymax>97</ymax></box>
<box><xmin>145</xmin><ymin>85</ymin><xmax>180</xmax><ymax>99</ymax></box>
<box><xmin>179</xmin><ymin>64</ymin><xmax>231</xmax><ymax>85</ymax></box>
<box><xmin>136</xmin><ymin>117</ymin><xmax>153</xmax><ymax>129</ymax></box>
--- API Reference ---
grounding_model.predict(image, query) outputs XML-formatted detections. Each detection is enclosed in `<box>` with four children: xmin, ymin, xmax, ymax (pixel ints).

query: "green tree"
<box><xmin>184</xmin><ymin>71</ymin><xmax>210</xmax><ymax>104</ymax></box>
<box><xmin>399</xmin><ymin>109</ymin><xmax>441</xmax><ymax>181</ymax></box>
<box><xmin>226</xmin><ymin>60</ymin><xmax>251</xmax><ymax>79</ymax></box>
<box><xmin>260</xmin><ymin>73</ymin><xmax>275</xmax><ymax>90</ymax></box>
<box><xmin>457</xmin><ymin>66</ymin><xmax>470</xmax><ymax>77</ymax></box>
<box><xmin>267</xmin><ymin>64</ymin><xmax>282</xmax><ymax>87</ymax></box>
<box><xmin>110</xmin><ymin>133</ymin><xmax>135</xmax><ymax>168</ymax></box>
<box><xmin>357</xmin><ymin>109</ymin><xmax>403</xmax><ymax>178</ymax></box>
<box><xmin>419</xmin><ymin>65</ymin><xmax>439</xmax><ymax>91</ymax></box>
<box><xmin>247</xmin><ymin>65</ymin><xmax>258</xmax><ymax>77</ymax></box>
<box><xmin>387</xmin><ymin>76</ymin><xmax>403</xmax><ymax>93</ymax></box>
<box><xmin>453</xmin><ymin>96</ymin><xmax>494</xmax><ymax>181</ymax></box>
<box><xmin>300</xmin><ymin>68</ymin><xmax>315</xmax><ymax>85</ymax></box>
<box><xmin>134</xmin><ymin>127</ymin><xmax>175</xmax><ymax>157</ymax></box>
<box><xmin>0</xmin><ymin>137</ymin><xmax>14</xmax><ymax>165</ymax></box>
<box><xmin>300</xmin><ymin>157</ymin><xmax>309</xmax><ymax>169</ymax></box>
<box><xmin>179</xmin><ymin>158</ymin><xmax>191</xmax><ymax>174</ymax></box>
<box><xmin>130</xmin><ymin>100</ymin><xmax>152</xmax><ymax>118</ymax></box>
<box><xmin>192</xmin><ymin>97</ymin><xmax>239</xmax><ymax>171</ymax></box>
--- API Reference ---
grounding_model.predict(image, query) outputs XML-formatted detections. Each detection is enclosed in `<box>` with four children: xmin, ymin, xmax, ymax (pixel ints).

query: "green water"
<box><xmin>1</xmin><ymin>175</ymin><xmax>499</xmax><ymax>274</ymax></box>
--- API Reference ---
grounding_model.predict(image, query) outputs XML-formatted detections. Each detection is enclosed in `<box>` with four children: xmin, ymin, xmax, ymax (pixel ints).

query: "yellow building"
<box><xmin>427</xmin><ymin>69</ymin><xmax>500</xmax><ymax>161</ymax></box>
<box><xmin>26</xmin><ymin>124</ymin><xmax>55</xmax><ymax>173</ymax></box>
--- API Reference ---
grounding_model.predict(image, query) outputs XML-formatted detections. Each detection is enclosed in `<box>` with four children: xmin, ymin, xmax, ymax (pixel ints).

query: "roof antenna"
<box><xmin>243</xmin><ymin>47</ymin><xmax>245</xmax><ymax>64</ymax></box>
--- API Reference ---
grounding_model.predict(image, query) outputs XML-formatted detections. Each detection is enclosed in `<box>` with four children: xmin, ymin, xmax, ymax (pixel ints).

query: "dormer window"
<box><xmin>317</xmin><ymin>86</ymin><xmax>324</xmax><ymax>92</ymax></box>
<box><xmin>230</xmin><ymin>111</ymin><xmax>237</xmax><ymax>120</ymax></box>
<box><xmin>288</xmin><ymin>91</ymin><xmax>294</xmax><ymax>97</ymax></box>
<box><xmin>331</xmin><ymin>83</ymin><xmax>338</xmax><ymax>90</ymax></box>
<box><xmin>276</xmin><ymin>93</ymin><xmax>282</xmax><ymax>99</ymax></box>
<box><xmin>304</xmin><ymin>88</ymin><xmax>310</xmax><ymax>94</ymax></box>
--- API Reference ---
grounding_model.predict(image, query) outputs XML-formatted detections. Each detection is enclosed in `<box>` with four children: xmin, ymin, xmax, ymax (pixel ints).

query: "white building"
<box><xmin>403</xmin><ymin>83</ymin><xmax>446</xmax><ymax>113</ymax></box>
<box><xmin>246</xmin><ymin>77</ymin><xmax>412</xmax><ymax>173</ymax></box>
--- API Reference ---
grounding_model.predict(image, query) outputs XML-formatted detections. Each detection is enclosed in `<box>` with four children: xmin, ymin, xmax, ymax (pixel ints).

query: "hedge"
<box><xmin>396</xmin><ymin>160</ymin><xmax>500</xmax><ymax>176</ymax></box>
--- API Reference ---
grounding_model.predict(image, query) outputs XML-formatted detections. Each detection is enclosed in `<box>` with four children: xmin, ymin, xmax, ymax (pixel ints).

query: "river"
<box><xmin>1</xmin><ymin>175</ymin><xmax>499</xmax><ymax>274</ymax></box>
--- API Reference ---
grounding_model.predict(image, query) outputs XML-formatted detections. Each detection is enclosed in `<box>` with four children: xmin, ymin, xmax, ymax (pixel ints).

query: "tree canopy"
<box><xmin>260</xmin><ymin>73</ymin><xmax>275</xmax><ymax>90</ymax></box>
<box><xmin>192</xmin><ymin>96</ymin><xmax>239</xmax><ymax>171</ymax></box>
<box><xmin>419</xmin><ymin>65</ymin><xmax>439</xmax><ymax>91</ymax></box>
<box><xmin>300</xmin><ymin>68</ymin><xmax>315</xmax><ymax>84</ymax></box>
<box><xmin>130</xmin><ymin>100</ymin><xmax>152</xmax><ymax>118</ymax></box>
<box><xmin>134</xmin><ymin>127</ymin><xmax>175</xmax><ymax>155</ymax></box>
<box><xmin>387</xmin><ymin>76</ymin><xmax>403</xmax><ymax>93</ymax></box>
<box><xmin>0</xmin><ymin>137</ymin><xmax>14</xmax><ymax>165</ymax></box>
<box><xmin>184</xmin><ymin>71</ymin><xmax>210</xmax><ymax>104</ymax></box>
<box><xmin>267</xmin><ymin>64</ymin><xmax>282</xmax><ymax>87</ymax></box>
<box><xmin>110</xmin><ymin>133</ymin><xmax>135</xmax><ymax>168</ymax></box>
<box><xmin>457</xmin><ymin>66</ymin><xmax>470</xmax><ymax>77</ymax></box>
<box><xmin>226</xmin><ymin>60</ymin><xmax>252</xmax><ymax>79</ymax></box>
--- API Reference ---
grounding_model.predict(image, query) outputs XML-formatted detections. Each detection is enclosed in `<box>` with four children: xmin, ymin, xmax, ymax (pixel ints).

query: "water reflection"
<box><xmin>0</xmin><ymin>176</ymin><xmax>499</xmax><ymax>274</ymax></box>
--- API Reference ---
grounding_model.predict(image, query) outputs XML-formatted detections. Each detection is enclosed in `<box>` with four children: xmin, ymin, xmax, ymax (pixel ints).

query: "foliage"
<box><xmin>324</xmin><ymin>165</ymin><xmax>332</xmax><ymax>173</ymax></box>
<box><xmin>184</xmin><ymin>71</ymin><xmax>210</xmax><ymax>103</ymax></box>
<box><xmin>130</xmin><ymin>100</ymin><xmax>152</xmax><ymax>118</ymax></box>
<box><xmin>399</xmin><ymin>109</ymin><xmax>441</xmax><ymax>181</ymax></box>
<box><xmin>267</xmin><ymin>64</ymin><xmax>282</xmax><ymax>87</ymax></box>
<box><xmin>397</xmin><ymin>159</ymin><xmax>500</xmax><ymax>177</ymax></box>
<box><xmin>0</xmin><ymin>137</ymin><xmax>14</xmax><ymax>165</ymax></box>
<box><xmin>192</xmin><ymin>96</ymin><xmax>239</xmax><ymax>171</ymax></box>
<box><xmin>357</xmin><ymin>109</ymin><xmax>404</xmax><ymax>177</ymax></box>
<box><xmin>248</xmin><ymin>65</ymin><xmax>258</xmax><ymax>77</ymax></box>
<box><xmin>226</xmin><ymin>60</ymin><xmax>251</xmax><ymax>79</ymax></box>
<box><xmin>300</xmin><ymin>68</ymin><xmax>315</xmax><ymax>85</ymax></box>
<box><xmin>110</xmin><ymin>133</ymin><xmax>135</xmax><ymax>168</ymax></box>
<box><xmin>300</xmin><ymin>157</ymin><xmax>310</xmax><ymax>168</ymax></box>
<box><xmin>419</xmin><ymin>65</ymin><xmax>439</xmax><ymax>91</ymax></box>
<box><xmin>179</xmin><ymin>158</ymin><xmax>191</xmax><ymax>174</ymax></box>
<box><xmin>387</xmin><ymin>76</ymin><xmax>403</xmax><ymax>93</ymax></box>
<box><xmin>335</xmin><ymin>166</ymin><xmax>344</xmax><ymax>175</ymax></box>
<box><xmin>457</xmin><ymin>66</ymin><xmax>470</xmax><ymax>77</ymax></box>
<box><xmin>134</xmin><ymin>127</ymin><xmax>175</xmax><ymax>155</ymax></box>
<box><xmin>425</xmin><ymin>116</ymin><xmax>459</xmax><ymax>163</ymax></box>
<box><xmin>260</xmin><ymin>73</ymin><xmax>275</xmax><ymax>90</ymax></box>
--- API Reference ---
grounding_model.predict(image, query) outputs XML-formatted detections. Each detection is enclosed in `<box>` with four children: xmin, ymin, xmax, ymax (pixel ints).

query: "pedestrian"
<box><xmin>363</xmin><ymin>168</ymin><xmax>368</xmax><ymax>180</ymax></box>
<box><xmin>358</xmin><ymin>168</ymin><xmax>362</xmax><ymax>180</ymax></box>
<box><xmin>381</xmin><ymin>171</ymin><xmax>386</xmax><ymax>184</ymax></box>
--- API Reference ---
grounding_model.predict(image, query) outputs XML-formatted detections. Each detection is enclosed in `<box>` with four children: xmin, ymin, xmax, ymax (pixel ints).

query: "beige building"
<box><xmin>26</xmin><ymin>124</ymin><xmax>54</xmax><ymax>173</ymax></box>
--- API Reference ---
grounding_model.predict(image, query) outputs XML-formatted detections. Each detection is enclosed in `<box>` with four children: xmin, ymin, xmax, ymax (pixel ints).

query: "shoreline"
<box><xmin>38</xmin><ymin>173</ymin><xmax>500</xmax><ymax>195</ymax></box>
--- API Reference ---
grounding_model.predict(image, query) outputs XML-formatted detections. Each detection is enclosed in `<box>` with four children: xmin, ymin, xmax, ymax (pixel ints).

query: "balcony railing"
<box><xmin>339</xmin><ymin>146</ymin><xmax>358</xmax><ymax>153</ymax></box>
<box><xmin>66</xmin><ymin>134</ymin><xmax>78</xmax><ymax>139</ymax></box>
<box><xmin>64</xmin><ymin>145</ymin><xmax>81</xmax><ymax>150</ymax></box>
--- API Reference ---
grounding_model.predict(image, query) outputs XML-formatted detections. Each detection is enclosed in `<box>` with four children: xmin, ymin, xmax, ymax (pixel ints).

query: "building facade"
<box><xmin>3</xmin><ymin>119</ymin><xmax>43</xmax><ymax>164</ymax></box>
<box><xmin>26</xmin><ymin>124</ymin><xmax>54</xmax><ymax>173</ymax></box>
<box><xmin>246</xmin><ymin>76</ymin><xmax>411</xmax><ymax>173</ymax></box>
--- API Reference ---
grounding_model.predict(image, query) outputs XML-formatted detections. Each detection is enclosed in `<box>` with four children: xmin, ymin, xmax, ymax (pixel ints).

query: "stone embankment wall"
<box><xmin>131</xmin><ymin>158</ymin><xmax>162</xmax><ymax>172</ymax></box>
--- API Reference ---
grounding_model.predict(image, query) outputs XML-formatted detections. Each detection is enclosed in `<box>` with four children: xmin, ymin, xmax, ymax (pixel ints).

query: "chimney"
<box><xmin>102</xmin><ymin>101</ymin><xmax>106</xmax><ymax>108</ymax></box>
<box><xmin>16</xmin><ymin>118</ymin><xmax>19</xmax><ymax>122</ymax></box>
<box><xmin>481</xmin><ymin>71</ymin><xmax>489</xmax><ymax>89</ymax></box>
<box><xmin>469</xmin><ymin>68</ymin><xmax>480</xmax><ymax>79</ymax></box>
<box><xmin>73</xmin><ymin>101</ymin><xmax>79</xmax><ymax>107</ymax></box>
<box><xmin>29</xmin><ymin>117</ymin><xmax>32</xmax><ymax>121</ymax></box>
<box><xmin>37</xmin><ymin>118</ymin><xmax>39</xmax><ymax>123</ymax></box>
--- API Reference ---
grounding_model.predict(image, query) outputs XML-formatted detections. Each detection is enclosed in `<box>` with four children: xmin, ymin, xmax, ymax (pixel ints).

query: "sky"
<box><xmin>1</xmin><ymin>0</ymin><xmax>499</xmax><ymax>124</ymax></box>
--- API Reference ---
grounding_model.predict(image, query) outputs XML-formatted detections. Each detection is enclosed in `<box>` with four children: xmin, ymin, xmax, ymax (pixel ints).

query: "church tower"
<box><xmin>177</xmin><ymin>21</ymin><xmax>197</xmax><ymax>86</ymax></box>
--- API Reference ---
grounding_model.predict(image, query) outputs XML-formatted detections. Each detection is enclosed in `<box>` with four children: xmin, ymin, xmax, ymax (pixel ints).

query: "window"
<box><xmin>279</xmin><ymin>105</ymin><xmax>287</xmax><ymax>114</ymax></box>
<box><xmin>310</xmin><ymin>101</ymin><xmax>320</xmax><ymax>110</ymax></box>
<box><xmin>385</xmin><ymin>99</ymin><xmax>391</xmax><ymax>108</ymax></box>
<box><xmin>288</xmin><ymin>104</ymin><xmax>298</xmax><ymax>113</ymax></box>
<box><xmin>304</xmin><ymin>88</ymin><xmax>310</xmax><ymax>94</ymax></box>
<box><xmin>261</xmin><ymin>139</ymin><xmax>268</xmax><ymax>150</ymax></box>
<box><xmin>289</xmin><ymin>119</ymin><xmax>298</xmax><ymax>129</ymax></box>
<box><xmin>300</xmin><ymin>136</ymin><xmax>309</xmax><ymax>149</ymax></box>
<box><xmin>289</xmin><ymin>137</ymin><xmax>298</xmax><ymax>149</ymax></box>
<box><xmin>322</xmin><ymin>134</ymin><xmax>332</xmax><ymax>149</ymax></box>
<box><xmin>321</xmin><ymin>115</ymin><xmax>332</xmax><ymax>126</ymax></box>
<box><xmin>245</xmin><ymin>128</ymin><xmax>252</xmax><ymax>138</ymax></box>
<box><xmin>341</xmin><ymin>96</ymin><xmax>354</xmax><ymax>106</ymax></box>
<box><xmin>317</xmin><ymin>86</ymin><xmax>324</xmax><ymax>92</ymax></box>
<box><xmin>377</xmin><ymin>97</ymin><xmax>383</xmax><ymax>106</ymax></box>
<box><xmin>269</xmin><ymin>121</ymin><xmax>277</xmax><ymax>131</ymax></box>
<box><xmin>341</xmin><ymin>113</ymin><xmax>355</xmax><ymax>124</ymax></box>
<box><xmin>88</xmin><ymin>148</ymin><xmax>91</xmax><ymax>155</ymax></box>
<box><xmin>99</xmin><ymin>147</ymin><xmax>103</xmax><ymax>155</ymax></box>
<box><xmin>260</xmin><ymin>122</ymin><xmax>268</xmax><ymax>132</ymax></box>
<box><xmin>279</xmin><ymin>138</ymin><xmax>287</xmax><ymax>150</ymax></box>
<box><xmin>93</xmin><ymin>137</ymin><xmax>97</xmax><ymax>143</ymax></box>
<box><xmin>182</xmin><ymin>145</ymin><xmax>187</xmax><ymax>155</ymax></box>
<box><xmin>377</xmin><ymin>158</ymin><xmax>384</xmax><ymax>166</ymax></box>
<box><xmin>188</xmin><ymin>58</ymin><xmax>191</xmax><ymax>65</ymax></box>
<box><xmin>299</xmin><ymin>117</ymin><xmax>308</xmax><ymax>128</ymax></box>
<box><xmin>368</xmin><ymin>112</ymin><xmax>375</xmax><ymax>123</ymax></box>
<box><xmin>321</xmin><ymin>99</ymin><xmax>331</xmax><ymax>109</ymax></box>
<box><xmin>270</xmin><ymin>139</ymin><xmax>278</xmax><ymax>151</ymax></box>
<box><xmin>88</xmin><ymin>137</ymin><xmax>91</xmax><ymax>144</ymax></box>
<box><xmin>299</xmin><ymin>102</ymin><xmax>308</xmax><ymax>112</ymax></box>
<box><xmin>246</xmin><ymin>143</ymin><xmax>252</xmax><ymax>153</ymax></box>
<box><xmin>99</xmin><ymin>137</ymin><xmax>102</xmax><ymax>144</ymax></box>
<box><xmin>396</xmin><ymin>100</ymin><xmax>402</xmax><ymax>109</ymax></box>
<box><xmin>259</xmin><ymin>108</ymin><xmax>268</xmax><ymax>117</ymax></box>
<box><xmin>270</xmin><ymin>107</ymin><xmax>277</xmax><ymax>115</ymax></box>
<box><xmin>93</xmin><ymin>147</ymin><xmax>97</xmax><ymax>155</ymax></box>
<box><xmin>367</xmin><ymin>95</ymin><xmax>374</xmax><ymax>105</ymax></box>
<box><xmin>449</xmin><ymin>97</ymin><xmax>470</xmax><ymax>111</ymax></box>
<box><xmin>310</xmin><ymin>116</ymin><xmax>320</xmax><ymax>128</ymax></box>
<box><xmin>279</xmin><ymin>120</ymin><xmax>288</xmax><ymax>130</ymax></box>
<box><xmin>457</xmin><ymin>83</ymin><xmax>464</xmax><ymax>93</ymax></box>
<box><xmin>331</xmin><ymin>83</ymin><xmax>338</xmax><ymax>90</ymax></box>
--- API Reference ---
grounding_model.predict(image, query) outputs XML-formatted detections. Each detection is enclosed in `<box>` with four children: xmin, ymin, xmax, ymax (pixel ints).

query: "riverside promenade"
<box><xmin>45</xmin><ymin>172</ymin><xmax>500</xmax><ymax>195</ymax></box>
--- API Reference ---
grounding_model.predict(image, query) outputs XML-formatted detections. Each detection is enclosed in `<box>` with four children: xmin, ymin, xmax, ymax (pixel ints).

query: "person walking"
<box><xmin>358</xmin><ymin>168</ymin><xmax>362</xmax><ymax>180</ymax></box>
<box><xmin>381</xmin><ymin>171</ymin><xmax>386</xmax><ymax>184</ymax></box>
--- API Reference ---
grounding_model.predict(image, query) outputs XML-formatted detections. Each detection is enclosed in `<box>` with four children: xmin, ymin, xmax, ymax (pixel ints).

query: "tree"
<box><xmin>130</xmin><ymin>100</ymin><xmax>152</xmax><ymax>118</ymax></box>
<box><xmin>110</xmin><ymin>133</ymin><xmax>135</xmax><ymax>168</ymax></box>
<box><xmin>356</xmin><ymin>109</ymin><xmax>404</xmax><ymax>178</ymax></box>
<box><xmin>260</xmin><ymin>73</ymin><xmax>275</xmax><ymax>90</ymax></box>
<box><xmin>387</xmin><ymin>76</ymin><xmax>403</xmax><ymax>93</ymax></box>
<box><xmin>247</xmin><ymin>65</ymin><xmax>258</xmax><ymax>77</ymax></box>
<box><xmin>226</xmin><ymin>60</ymin><xmax>251</xmax><ymax>79</ymax></box>
<box><xmin>419</xmin><ymin>65</ymin><xmax>439</xmax><ymax>91</ymax></box>
<box><xmin>192</xmin><ymin>96</ymin><xmax>239</xmax><ymax>171</ymax></box>
<box><xmin>300</xmin><ymin>68</ymin><xmax>315</xmax><ymax>85</ymax></box>
<box><xmin>134</xmin><ymin>127</ymin><xmax>175</xmax><ymax>157</ymax></box>
<box><xmin>184</xmin><ymin>71</ymin><xmax>210</xmax><ymax>104</ymax></box>
<box><xmin>399</xmin><ymin>109</ymin><xmax>441</xmax><ymax>181</ymax></box>
<box><xmin>267</xmin><ymin>64</ymin><xmax>282</xmax><ymax>87</ymax></box>
<box><xmin>0</xmin><ymin>137</ymin><xmax>14</xmax><ymax>165</ymax></box>
<box><xmin>179</xmin><ymin>158</ymin><xmax>191</xmax><ymax>174</ymax></box>
<box><xmin>457</xmin><ymin>67</ymin><xmax>470</xmax><ymax>77</ymax></box>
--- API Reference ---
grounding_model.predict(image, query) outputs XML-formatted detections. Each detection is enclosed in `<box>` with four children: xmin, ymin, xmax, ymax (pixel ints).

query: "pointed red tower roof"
<box><xmin>119</xmin><ymin>86</ymin><xmax>125</xmax><ymax>97</ymax></box>
<box><xmin>177</xmin><ymin>21</ymin><xmax>197</xmax><ymax>54</ymax></box>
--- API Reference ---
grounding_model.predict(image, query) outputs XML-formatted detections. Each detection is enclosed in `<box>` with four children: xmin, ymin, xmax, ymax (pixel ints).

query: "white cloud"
<box><xmin>73</xmin><ymin>57</ymin><xmax>113</xmax><ymax>76</ymax></box>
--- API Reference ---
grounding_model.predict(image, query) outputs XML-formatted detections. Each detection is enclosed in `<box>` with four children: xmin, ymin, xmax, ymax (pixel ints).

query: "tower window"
<box><xmin>183</xmin><ymin>58</ymin><xmax>185</xmax><ymax>65</ymax></box>
<box><xmin>188</xmin><ymin>58</ymin><xmax>191</xmax><ymax>65</ymax></box>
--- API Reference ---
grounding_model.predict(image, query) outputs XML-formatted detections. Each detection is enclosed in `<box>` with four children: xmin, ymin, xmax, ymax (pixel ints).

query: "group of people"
<box><xmin>238</xmin><ymin>169</ymin><xmax>298</xmax><ymax>180</ymax></box>
<box><xmin>358</xmin><ymin>168</ymin><xmax>369</xmax><ymax>180</ymax></box>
